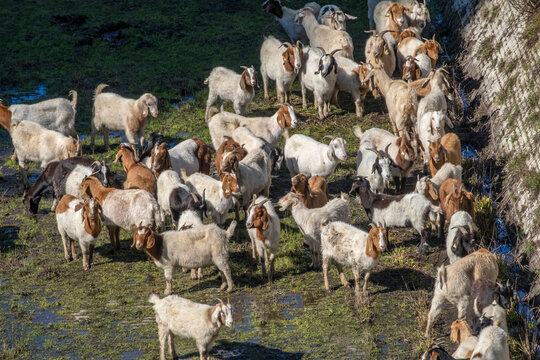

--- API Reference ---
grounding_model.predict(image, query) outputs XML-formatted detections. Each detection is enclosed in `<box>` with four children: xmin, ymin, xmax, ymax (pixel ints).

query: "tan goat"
<box><xmin>290</xmin><ymin>173</ymin><xmax>329</xmax><ymax>209</ymax></box>
<box><xmin>114</xmin><ymin>143</ymin><xmax>157</xmax><ymax>195</ymax></box>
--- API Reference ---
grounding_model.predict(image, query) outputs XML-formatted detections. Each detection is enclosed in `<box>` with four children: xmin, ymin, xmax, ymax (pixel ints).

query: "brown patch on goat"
<box><xmin>240</xmin><ymin>69</ymin><xmax>255</xmax><ymax>93</ymax></box>
<box><xmin>55</xmin><ymin>194</ymin><xmax>78</xmax><ymax>214</ymax></box>
<box><xmin>394</xmin><ymin>136</ymin><xmax>415</xmax><ymax>171</ymax></box>
<box><xmin>365</xmin><ymin>227</ymin><xmax>388</xmax><ymax>260</ymax></box>
<box><xmin>206</xmin><ymin>304</ymin><xmax>225</xmax><ymax>328</ymax></box>
<box><xmin>82</xmin><ymin>198</ymin><xmax>102</xmax><ymax>237</ymax></box>
<box><xmin>0</xmin><ymin>101</ymin><xmax>12</xmax><ymax>131</ymax></box>
<box><xmin>192</xmin><ymin>138</ymin><xmax>212</xmax><ymax>174</ymax></box>
<box><xmin>440</xmin><ymin>180</ymin><xmax>475</xmax><ymax>220</ymax></box>
<box><xmin>221</xmin><ymin>173</ymin><xmax>239</xmax><ymax>199</ymax></box>
<box><xmin>81</xmin><ymin>176</ymin><xmax>116</xmax><ymax>202</ymax></box>
<box><xmin>282</xmin><ymin>46</ymin><xmax>296</xmax><ymax>73</ymax></box>
<box><xmin>132</xmin><ymin>226</ymin><xmax>163</xmax><ymax>262</ymax></box>
<box><xmin>414</xmin><ymin>39</ymin><xmax>442</xmax><ymax>68</ymax></box>
<box><xmin>385</xmin><ymin>3</ymin><xmax>407</xmax><ymax>40</ymax></box>
<box><xmin>402</xmin><ymin>57</ymin><xmax>421</xmax><ymax>81</ymax></box>
<box><xmin>276</xmin><ymin>106</ymin><xmax>293</xmax><ymax>129</ymax></box>
<box><xmin>397</xmin><ymin>28</ymin><xmax>417</xmax><ymax>45</ymax></box>
<box><xmin>441</xmin><ymin>133</ymin><xmax>462</xmax><ymax>166</ymax></box>
<box><xmin>215</xmin><ymin>137</ymin><xmax>247</xmax><ymax>175</ymax></box>
<box><xmin>150</xmin><ymin>143</ymin><xmax>172</xmax><ymax>178</ymax></box>
<box><xmin>219</xmin><ymin>153</ymin><xmax>240</xmax><ymax>181</ymax></box>
<box><xmin>354</xmin><ymin>65</ymin><xmax>374</xmax><ymax>96</ymax></box>
<box><xmin>373</xmin><ymin>194</ymin><xmax>406</xmax><ymax>210</ymax></box>
<box><xmin>290</xmin><ymin>174</ymin><xmax>328</xmax><ymax>209</ymax></box>
<box><xmin>451</xmin><ymin>319</ymin><xmax>473</xmax><ymax>345</ymax></box>
<box><xmin>250</xmin><ymin>205</ymin><xmax>270</xmax><ymax>242</ymax></box>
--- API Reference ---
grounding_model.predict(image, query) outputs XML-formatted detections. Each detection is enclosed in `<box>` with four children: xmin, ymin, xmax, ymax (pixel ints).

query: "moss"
<box><xmin>522</xmin><ymin>12</ymin><xmax>540</xmax><ymax>47</ymax></box>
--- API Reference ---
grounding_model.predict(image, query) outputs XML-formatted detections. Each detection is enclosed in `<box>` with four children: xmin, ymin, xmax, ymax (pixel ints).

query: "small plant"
<box><xmin>474</xmin><ymin>195</ymin><xmax>495</xmax><ymax>245</ymax></box>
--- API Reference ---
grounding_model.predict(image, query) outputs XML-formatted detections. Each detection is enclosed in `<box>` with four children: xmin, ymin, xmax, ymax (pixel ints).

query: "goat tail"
<box><xmin>68</xmin><ymin>90</ymin><xmax>78</xmax><ymax>110</ymax></box>
<box><xmin>353</xmin><ymin>125</ymin><xmax>363</xmax><ymax>139</ymax></box>
<box><xmin>206</xmin><ymin>106</ymin><xmax>220</xmax><ymax>120</ymax></box>
<box><xmin>179</xmin><ymin>168</ymin><xmax>188</xmax><ymax>182</ymax></box>
<box><xmin>94</xmin><ymin>84</ymin><xmax>109</xmax><ymax>97</ymax></box>
<box><xmin>437</xmin><ymin>265</ymin><xmax>447</xmax><ymax>291</ymax></box>
<box><xmin>226</xmin><ymin>220</ymin><xmax>237</xmax><ymax>239</ymax></box>
<box><xmin>429</xmin><ymin>205</ymin><xmax>443</xmax><ymax>228</ymax></box>
<box><xmin>282</xmin><ymin>129</ymin><xmax>290</xmax><ymax>140</ymax></box>
<box><xmin>203</xmin><ymin>77</ymin><xmax>209</xmax><ymax>85</ymax></box>
<box><xmin>148</xmin><ymin>293</ymin><xmax>160</xmax><ymax>304</ymax></box>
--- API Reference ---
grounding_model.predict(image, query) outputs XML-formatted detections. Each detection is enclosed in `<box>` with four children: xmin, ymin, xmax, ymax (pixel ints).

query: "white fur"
<box><xmin>356</xmin><ymin>140</ymin><xmax>392</xmax><ymax>194</ymax></box>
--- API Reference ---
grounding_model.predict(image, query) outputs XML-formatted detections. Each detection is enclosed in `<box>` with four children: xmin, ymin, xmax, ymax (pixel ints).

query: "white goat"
<box><xmin>395</xmin><ymin>0</ymin><xmax>430</xmax><ymax>33</ymax></box>
<box><xmin>298</xmin><ymin>46</ymin><xmax>340</xmax><ymax>119</ymax></box>
<box><xmin>134</xmin><ymin>221</ymin><xmax>236</xmax><ymax>295</ymax></box>
<box><xmin>295</xmin><ymin>7</ymin><xmax>354</xmax><ymax>59</ymax></box>
<box><xmin>425</xmin><ymin>249</ymin><xmax>498</xmax><ymax>338</ymax></box>
<box><xmin>471</xmin><ymin>323</ymin><xmax>510</xmax><ymax>360</ymax></box>
<box><xmin>333</xmin><ymin>55</ymin><xmax>370</xmax><ymax>117</ymax></box>
<box><xmin>278</xmin><ymin>192</ymin><xmax>351</xmax><ymax>268</ymax></box>
<box><xmin>10</xmin><ymin>120</ymin><xmax>81</xmax><ymax>187</ymax></box>
<box><xmin>364</xmin><ymin>30</ymin><xmax>396</xmax><ymax>77</ymax></box>
<box><xmin>208</xmin><ymin>105</ymin><xmax>297</xmax><ymax>150</ymax></box>
<box><xmin>356</xmin><ymin>140</ymin><xmax>392</xmax><ymax>194</ymax></box>
<box><xmin>284</xmin><ymin>134</ymin><xmax>350</xmax><ymax>178</ymax></box>
<box><xmin>9</xmin><ymin>90</ymin><xmax>78</xmax><ymax>137</ymax></box>
<box><xmin>90</xmin><ymin>84</ymin><xmax>158</xmax><ymax>152</ymax></box>
<box><xmin>56</xmin><ymin>195</ymin><xmax>102</xmax><ymax>270</ymax></box>
<box><xmin>321</xmin><ymin>222</ymin><xmax>387</xmax><ymax>299</ymax></box>
<box><xmin>260</xmin><ymin>36</ymin><xmax>303</xmax><ymax>104</ymax></box>
<box><xmin>417</xmin><ymin>110</ymin><xmax>453</xmax><ymax>164</ymax></box>
<box><xmin>177</xmin><ymin>210</ymin><xmax>205</xmax><ymax>281</ymax></box>
<box><xmin>181</xmin><ymin>171</ymin><xmax>238</xmax><ymax>226</ymax></box>
<box><xmin>447</xmin><ymin>211</ymin><xmax>477</xmax><ymax>264</ymax></box>
<box><xmin>262</xmin><ymin>0</ymin><xmax>321</xmax><ymax>44</ymax></box>
<box><xmin>149</xmin><ymin>294</ymin><xmax>233</xmax><ymax>360</ymax></box>
<box><xmin>246</xmin><ymin>195</ymin><xmax>280</xmax><ymax>280</ymax></box>
<box><xmin>204</xmin><ymin>66</ymin><xmax>257</xmax><ymax>121</ymax></box>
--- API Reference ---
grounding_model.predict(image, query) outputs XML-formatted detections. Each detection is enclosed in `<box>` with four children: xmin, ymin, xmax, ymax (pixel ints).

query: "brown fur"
<box><xmin>132</xmin><ymin>226</ymin><xmax>163</xmax><ymax>262</ymax></box>
<box><xmin>402</xmin><ymin>57</ymin><xmax>421</xmax><ymax>81</ymax></box>
<box><xmin>423</xmin><ymin>180</ymin><xmax>440</xmax><ymax>204</ymax></box>
<box><xmin>354</xmin><ymin>64</ymin><xmax>376</xmax><ymax>97</ymax></box>
<box><xmin>414</xmin><ymin>39</ymin><xmax>442</xmax><ymax>68</ymax></box>
<box><xmin>192</xmin><ymin>138</ymin><xmax>212</xmax><ymax>174</ymax></box>
<box><xmin>385</xmin><ymin>3</ymin><xmax>408</xmax><ymax>41</ymax></box>
<box><xmin>394</xmin><ymin>136</ymin><xmax>416</xmax><ymax>171</ymax></box>
<box><xmin>221</xmin><ymin>173</ymin><xmax>239</xmax><ymax>199</ymax></box>
<box><xmin>282</xmin><ymin>46</ymin><xmax>303</xmax><ymax>73</ymax></box>
<box><xmin>250</xmin><ymin>205</ymin><xmax>270</xmax><ymax>242</ymax></box>
<box><xmin>410</xmin><ymin>77</ymin><xmax>432</xmax><ymax>98</ymax></box>
<box><xmin>219</xmin><ymin>153</ymin><xmax>240</xmax><ymax>181</ymax></box>
<box><xmin>440</xmin><ymin>179</ymin><xmax>475</xmax><ymax>220</ymax></box>
<box><xmin>127</xmin><ymin>93</ymin><xmax>159</xmax><ymax>139</ymax></box>
<box><xmin>397</xmin><ymin>28</ymin><xmax>417</xmax><ymax>45</ymax></box>
<box><xmin>206</xmin><ymin>304</ymin><xmax>226</xmax><ymax>328</ymax></box>
<box><xmin>365</xmin><ymin>227</ymin><xmax>388</xmax><ymax>260</ymax></box>
<box><xmin>81</xmin><ymin>176</ymin><xmax>116</xmax><ymax>203</ymax></box>
<box><xmin>276</xmin><ymin>106</ymin><xmax>293</xmax><ymax>129</ymax></box>
<box><xmin>114</xmin><ymin>145</ymin><xmax>157</xmax><ymax>194</ymax></box>
<box><xmin>82</xmin><ymin>198</ymin><xmax>102</xmax><ymax>237</ymax></box>
<box><xmin>0</xmin><ymin>101</ymin><xmax>12</xmax><ymax>131</ymax></box>
<box><xmin>55</xmin><ymin>194</ymin><xmax>78</xmax><ymax>214</ymax></box>
<box><xmin>215</xmin><ymin>137</ymin><xmax>247</xmax><ymax>175</ymax></box>
<box><xmin>290</xmin><ymin>174</ymin><xmax>329</xmax><ymax>209</ymax></box>
<box><xmin>150</xmin><ymin>143</ymin><xmax>172</xmax><ymax>178</ymax></box>
<box><xmin>239</xmin><ymin>69</ymin><xmax>256</xmax><ymax>93</ymax></box>
<box><xmin>451</xmin><ymin>319</ymin><xmax>473</xmax><ymax>345</ymax></box>
<box><xmin>441</xmin><ymin>133</ymin><xmax>461</xmax><ymax>166</ymax></box>
<box><xmin>428</xmin><ymin>141</ymin><xmax>448</xmax><ymax>176</ymax></box>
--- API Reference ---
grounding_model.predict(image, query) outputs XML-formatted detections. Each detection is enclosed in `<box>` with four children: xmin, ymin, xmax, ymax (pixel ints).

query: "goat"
<box><xmin>420</xmin><ymin>344</ymin><xmax>456</xmax><ymax>360</ymax></box>
<box><xmin>396</xmin><ymin>0</ymin><xmax>430</xmax><ymax>33</ymax></box>
<box><xmin>261</xmin><ymin>0</ymin><xmax>321</xmax><ymax>44</ymax></box>
<box><xmin>418</xmin><ymin>111</ymin><xmax>453</xmax><ymax>165</ymax></box>
<box><xmin>81</xmin><ymin>176</ymin><xmax>161</xmax><ymax>251</ymax></box>
<box><xmin>364</xmin><ymin>30</ymin><xmax>396</xmax><ymax>77</ymax></box>
<box><xmin>468</xmin><ymin>279</ymin><xmax>512</xmax><ymax>325</ymax></box>
<box><xmin>425</xmin><ymin>249</ymin><xmax>498</xmax><ymax>338</ymax></box>
<box><xmin>114</xmin><ymin>143</ymin><xmax>156</xmax><ymax>195</ymax></box>
<box><xmin>356</xmin><ymin>141</ymin><xmax>392</xmax><ymax>194</ymax></box>
<box><xmin>260</xmin><ymin>36</ymin><xmax>303</xmax><ymax>104</ymax></box>
<box><xmin>321</xmin><ymin>222</ymin><xmax>387</xmax><ymax>300</ymax></box>
<box><xmin>215</xmin><ymin>137</ymin><xmax>247</xmax><ymax>176</ymax></box>
<box><xmin>332</xmin><ymin>55</ymin><xmax>371</xmax><ymax>117</ymax></box>
<box><xmin>149</xmin><ymin>294</ymin><xmax>233</xmax><ymax>360</ymax></box>
<box><xmin>208</xmin><ymin>105</ymin><xmax>297</xmax><ymax>150</ymax></box>
<box><xmin>133</xmin><ymin>221</ymin><xmax>236</xmax><ymax>295</ymax></box>
<box><xmin>414</xmin><ymin>164</ymin><xmax>463</xmax><ymax>204</ymax></box>
<box><xmin>447</xmin><ymin>211</ymin><xmax>478</xmax><ymax>264</ymax></box>
<box><xmin>9</xmin><ymin>90</ymin><xmax>78</xmax><ymax>137</ymax></box>
<box><xmin>10</xmin><ymin>119</ymin><xmax>81</xmax><ymax>188</ymax></box>
<box><xmin>204</xmin><ymin>66</ymin><xmax>257</xmax><ymax>121</ymax></box>
<box><xmin>181</xmin><ymin>170</ymin><xmax>239</xmax><ymax>226</ymax></box>
<box><xmin>55</xmin><ymin>195</ymin><xmax>102</xmax><ymax>270</ymax></box>
<box><xmin>24</xmin><ymin>157</ymin><xmax>111</xmax><ymax>214</ymax></box>
<box><xmin>470</xmin><ymin>315</ymin><xmax>510</xmax><ymax>360</ymax></box>
<box><xmin>397</xmin><ymin>37</ymin><xmax>438</xmax><ymax>77</ymax></box>
<box><xmin>290</xmin><ymin>173</ymin><xmax>328</xmax><ymax>208</ymax></box>
<box><xmin>451</xmin><ymin>320</ymin><xmax>477</xmax><ymax>359</ymax></box>
<box><xmin>246</xmin><ymin>195</ymin><xmax>280</xmax><ymax>280</ymax></box>
<box><xmin>294</xmin><ymin>7</ymin><xmax>354</xmax><ymax>59</ymax></box>
<box><xmin>414</xmin><ymin>37</ymin><xmax>442</xmax><ymax>69</ymax></box>
<box><xmin>320</xmin><ymin>9</ymin><xmax>357</xmax><ymax>31</ymax></box>
<box><xmin>284</xmin><ymin>134</ymin><xmax>350</xmax><ymax>178</ymax></box>
<box><xmin>297</xmin><ymin>46</ymin><xmax>341</xmax><ymax>119</ymax></box>
<box><xmin>354</xmin><ymin>126</ymin><xmax>418</xmax><ymax>193</ymax></box>
<box><xmin>428</xmin><ymin>133</ymin><xmax>462</xmax><ymax>176</ymax></box>
<box><xmin>361</xmin><ymin>66</ymin><xmax>418</xmax><ymax>137</ymax></box>
<box><xmin>90</xmin><ymin>84</ymin><xmax>158</xmax><ymax>152</ymax></box>
<box><xmin>401</xmin><ymin>55</ymin><xmax>421</xmax><ymax>81</ymax></box>
<box><xmin>278</xmin><ymin>192</ymin><xmax>351</xmax><ymax>268</ymax></box>
<box><xmin>439</xmin><ymin>179</ymin><xmax>475</xmax><ymax>221</ymax></box>
<box><xmin>350</xmin><ymin>177</ymin><xmax>441</xmax><ymax>254</ymax></box>
<box><xmin>374</xmin><ymin>2</ymin><xmax>409</xmax><ymax>48</ymax></box>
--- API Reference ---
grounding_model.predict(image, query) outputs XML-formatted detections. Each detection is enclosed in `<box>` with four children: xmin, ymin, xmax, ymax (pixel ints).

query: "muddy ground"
<box><xmin>0</xmin><ymin>0</ymin><xmax>527</xmax><ymax>359</ymax></box>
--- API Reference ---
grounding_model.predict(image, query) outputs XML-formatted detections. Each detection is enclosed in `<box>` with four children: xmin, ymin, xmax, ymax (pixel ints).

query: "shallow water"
<box><xmin>7</xmin><ymin>85</ymin><xmax>47</xmax><ymax>104</ymax></box>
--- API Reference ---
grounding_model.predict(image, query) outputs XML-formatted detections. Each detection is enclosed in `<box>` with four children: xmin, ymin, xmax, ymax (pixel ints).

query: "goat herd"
<box><xmin>0</xmin><ymin>0</ymin><xmax>514</xmax><ymax>359</ymax></box>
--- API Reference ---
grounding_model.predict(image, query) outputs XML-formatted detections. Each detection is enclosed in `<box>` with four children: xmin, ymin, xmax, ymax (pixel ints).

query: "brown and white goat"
<box><xmin>428</xmin><ymin>133</ymin><xmax>461</xmax><ymax>176</ymax></box>
<box><xmin>81</xmin><ymin>176</ymin><xmax>161</xmax><ymax>251</ymax></box>
<box><xmin>414</xmin><ymin>36</ymin><xmax>442</xmax><ymax>69</ymax></box>
<box><xmin>150</xmin><ymin>142</ymin><xmax>172</xmax><ymax>178</ymax></box>
<box><xmin>290</xmin><ymin>173</ymin><xmax>328</xmax><ymax>209</ymax></box>
<box><xmin>56</xmin><ymin>195</ymin><xmax>102</xmax><ymax>270</ymax></box>
<box><xmin>439</xmin><ymin>179</ymin><xmax>475</xmax><ymax>220</ymax></box>
<box><xmin>215</xmin><ymin>137</ymin><xmax>247</xmax><ymax>176</ymax></box>
<box><xmin>375</xmin><ymin>2</ymin><xmax>409</xmax><ymax>48</ymax></box>
<box><xmin>114</xmin><ymin>143</ymin><xmax>157</xmax><ymax>195</ymax></box>
<box><xmin>450</xmin><ymin>320</ymin><xmax>477</xmax><ymax>359</ymax></box>
<box><xmin>401</xmin><ymin>55</ymin><xmax>421</xmax><ymax>82</ymax></box>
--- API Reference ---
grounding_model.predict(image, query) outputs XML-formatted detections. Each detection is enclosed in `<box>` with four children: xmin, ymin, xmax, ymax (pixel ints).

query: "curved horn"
<box><xmin>282</xmin><ymin>41</ymin><xmax>293</xmax><ymax>48</ymax></box>
<box><xmin>384</xmin><ymin>144</ymin><xmax>391</xmax><ymax>158</ymax></box>
<box><xmin>296</xmin><ymin>40</ymin><xmax>303</xmax><ymax>48</ymax></box>
<box><xmin>240</xmin><ymin>65</ymin><xmax>248</xmax><ymax>70</ymax></box>
<box><xmin>256</xmin><ymin>198</ymin><xmax>270</xmax><ymax>207</ymax></box>
<box><xmin>458</xmin><ymin>226</ymin><xmax>468</xmax><ymax>235</ymax></box>
<box><xmin>468</xmin><ymin>221</ymin><xmax>479</xmax><ymax>232</ymax></box>
<box><xmin>202</xmin><ymin>188</ymin><xmax>206</xmax><ymax>202</ymax></box>
<box><xmin>367</xmin><ymin>147</ymin><xmax>382</xmax><ymax>159</ymax></box>
<box><xmin>379</xmin><ymin>30</ymin><xmax>397</xmax><ymax>37</ymax></box>
<box><xmin>330</xmin><ymin>48</ymin><xmax>342</xmax><ymax>56</ymax></box>
<box><xmin>316</xmin><ymin>47</ymin><xmax>327</xmax><ymax>55</ymax></box>
<box><xmin>364</xmin><ymin>30</ymin><xmax>377</xmax><ymax>36</ymax></box>
<box><xmin>369</xmin><ymin>223</ymin><xmax>377</xmax><ymax>229</ymax></box>
<box><xmin>191</xmin><ymin>193</ymin><xmax>198</xmax><ymax>202</ymax></box>
<box><xmin>216</xmin><ymin>298</ymin><xmax>225</xmax><ymax>306</ymax></box>
<box><xmin>251</xmin><ymin>194</ymin><xmax>257</xmax><ymax>206</ymax></box>
<box><xmin>323</xmin><ymin>135</ymin><xmax>335</xmax><ymax>141</ymax></box>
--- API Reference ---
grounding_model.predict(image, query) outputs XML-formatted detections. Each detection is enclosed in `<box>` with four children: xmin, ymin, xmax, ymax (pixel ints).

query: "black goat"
<box><xmin>24</xmin><ymin>156</ymin><xmax>112</xmax><ymax>215</ymax></box>
<box><xmin>140</xmin><ymin>131</ymin><xmax>165</xmax><ymax>161</ymax></box>
<box><xmin>169</xmin><ymin>188</ymin><xmax>207</xmax><ymax>225</ymax></box>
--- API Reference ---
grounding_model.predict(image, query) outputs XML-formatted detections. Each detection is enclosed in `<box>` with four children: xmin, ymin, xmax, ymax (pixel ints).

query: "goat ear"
<box><xmin>113</xmin><ymin>151</ymin><xmax>122</xmax><ymax>164</ymax></box>
<box><xmin>239</xmin><ymin>71</ymin><xmax>248</xmax><ymax>91</ymax></box>
<box><xmin>276</xmin><ymin>111</ymin><xmax>286</xmax><ymax>129</ymax></box>
<box><xmin>138</xmin><ymin>98</ymin><xmax>148</xmax><ymax>117</ymax></box>
<box><xmin>74</xmin><ymin>203</ymin><xmax>84</xmax><ymax>213</ymax></box>
<box><xmin>261</xmin><ymin>210</ymin><xmax>270</xmax><ymax>231</ymax></box>
<box><xmin>428</xmin><ymin>183</ymin><xmax>438</xmax><ymax>200</ymax></box>
<box><xmin>146</xmin><ymin>233</ymin><xmax>155</xmax><ymax>249</ymax></box>
<box><xmin>211</xmin><ymin>306</ymin><xmax>222</xmax><ymax>324</ymax></box>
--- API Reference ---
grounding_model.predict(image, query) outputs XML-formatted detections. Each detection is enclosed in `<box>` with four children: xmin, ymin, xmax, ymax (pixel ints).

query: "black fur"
<box><xmin>169</xmin><ymin>187</ymin><xmax>207</xmax><ymax>224</ymax></box>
